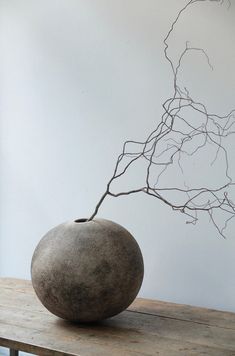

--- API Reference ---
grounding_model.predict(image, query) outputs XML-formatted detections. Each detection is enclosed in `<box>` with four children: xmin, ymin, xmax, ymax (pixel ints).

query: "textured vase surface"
<box><xmin>31</xmin><ymin>218</ymin><xmax>144</xmax><ymax>322</ymax></box>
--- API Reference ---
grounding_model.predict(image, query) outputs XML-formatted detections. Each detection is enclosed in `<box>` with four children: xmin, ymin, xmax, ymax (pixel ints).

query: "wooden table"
<box><xmin>0</xmin><ymin>278</ymin><xmax>235</xmax><ymax>355</ymax></box>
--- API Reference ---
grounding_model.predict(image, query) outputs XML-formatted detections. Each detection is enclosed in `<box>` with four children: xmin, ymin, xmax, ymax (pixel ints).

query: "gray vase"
<box><xmin>31</xmin><ymin>218</ymin><xmax>144</xmax><ymax>322</ymax></box>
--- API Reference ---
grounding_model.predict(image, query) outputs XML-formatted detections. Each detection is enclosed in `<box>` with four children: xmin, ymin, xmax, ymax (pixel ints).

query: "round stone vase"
<box><xmin>31</xmin><ymin>218</ymin><xmax>144</xmax><ymax>323</ymax></box>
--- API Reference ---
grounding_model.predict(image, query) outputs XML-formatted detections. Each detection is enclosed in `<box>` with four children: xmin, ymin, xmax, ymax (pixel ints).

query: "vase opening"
<box><xmin>74</xmin><ymin>218</ymin><xmax>88</xmax><ymax>223</ymax></box>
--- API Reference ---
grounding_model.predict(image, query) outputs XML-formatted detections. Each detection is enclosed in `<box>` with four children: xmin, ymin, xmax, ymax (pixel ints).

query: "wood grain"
<box><xmin>0</xmin><ymin>278</ymin><xmax>235</xmax><ymax>355</ymax></box>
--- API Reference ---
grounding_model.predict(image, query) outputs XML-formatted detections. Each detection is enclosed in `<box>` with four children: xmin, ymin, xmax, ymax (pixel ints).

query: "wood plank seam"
<box><xmin>126</xmin><ymin>310</ymin><xmax>235</xmax><ymax>330</ymax></box>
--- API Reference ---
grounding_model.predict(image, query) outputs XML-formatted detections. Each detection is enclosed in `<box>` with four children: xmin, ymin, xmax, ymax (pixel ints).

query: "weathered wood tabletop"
<box><xmin>0</xmin><ymin>278</ymin><xmax>235</xmax><ymax>355</ymax></box>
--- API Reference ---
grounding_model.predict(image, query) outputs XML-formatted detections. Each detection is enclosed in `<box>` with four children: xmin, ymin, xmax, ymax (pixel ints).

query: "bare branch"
<box><xmin>88</xmin><ymin>0</ymin><xmax>235</xmax><ymax>238</ymax></box>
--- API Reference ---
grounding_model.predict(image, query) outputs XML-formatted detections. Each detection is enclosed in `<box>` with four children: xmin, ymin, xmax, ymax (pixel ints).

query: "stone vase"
<box><xmin>31</xmin><ymin>218</ymin><xmax>144</xmax><ymax>323</ymax></box>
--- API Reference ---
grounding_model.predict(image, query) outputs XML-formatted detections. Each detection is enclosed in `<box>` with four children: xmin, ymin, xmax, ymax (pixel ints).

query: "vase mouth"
<box><xmin>74</xmin><ymin>218</ymin><xmax>88</xmax><ymax>223</ymax></box>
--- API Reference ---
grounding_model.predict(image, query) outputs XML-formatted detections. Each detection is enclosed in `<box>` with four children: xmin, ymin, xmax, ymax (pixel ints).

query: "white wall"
<box><xmin>1</xmin><ymin>0</ymin><xmax>235</xmax><ymax>317</ymax></box>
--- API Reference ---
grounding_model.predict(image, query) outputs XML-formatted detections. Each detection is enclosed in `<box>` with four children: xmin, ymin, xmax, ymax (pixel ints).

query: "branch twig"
<box><xmin>88</xmin><ymin>0</ymin><xmax>235</xmax><ymax>238</ymax></box>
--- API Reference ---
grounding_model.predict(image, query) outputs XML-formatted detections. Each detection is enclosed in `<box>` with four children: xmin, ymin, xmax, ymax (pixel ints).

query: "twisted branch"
<box><xmin>88</xmin><ymin>0</ymin><xmax>235</xmax><ymax>238</ymax></box>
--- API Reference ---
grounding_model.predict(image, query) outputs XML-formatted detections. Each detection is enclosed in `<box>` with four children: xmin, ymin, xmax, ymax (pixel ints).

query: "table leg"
<box><xmin>10</xmin><ymin>349</ymin><xmax>19</xmax><ymax>356</ymax></box>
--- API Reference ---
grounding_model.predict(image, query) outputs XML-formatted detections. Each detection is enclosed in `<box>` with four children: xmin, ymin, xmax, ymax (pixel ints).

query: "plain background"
<box><xmin>0</xmin><ymin>5</ymin><xmax>235</xmax><ymax>352</ymax></box>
